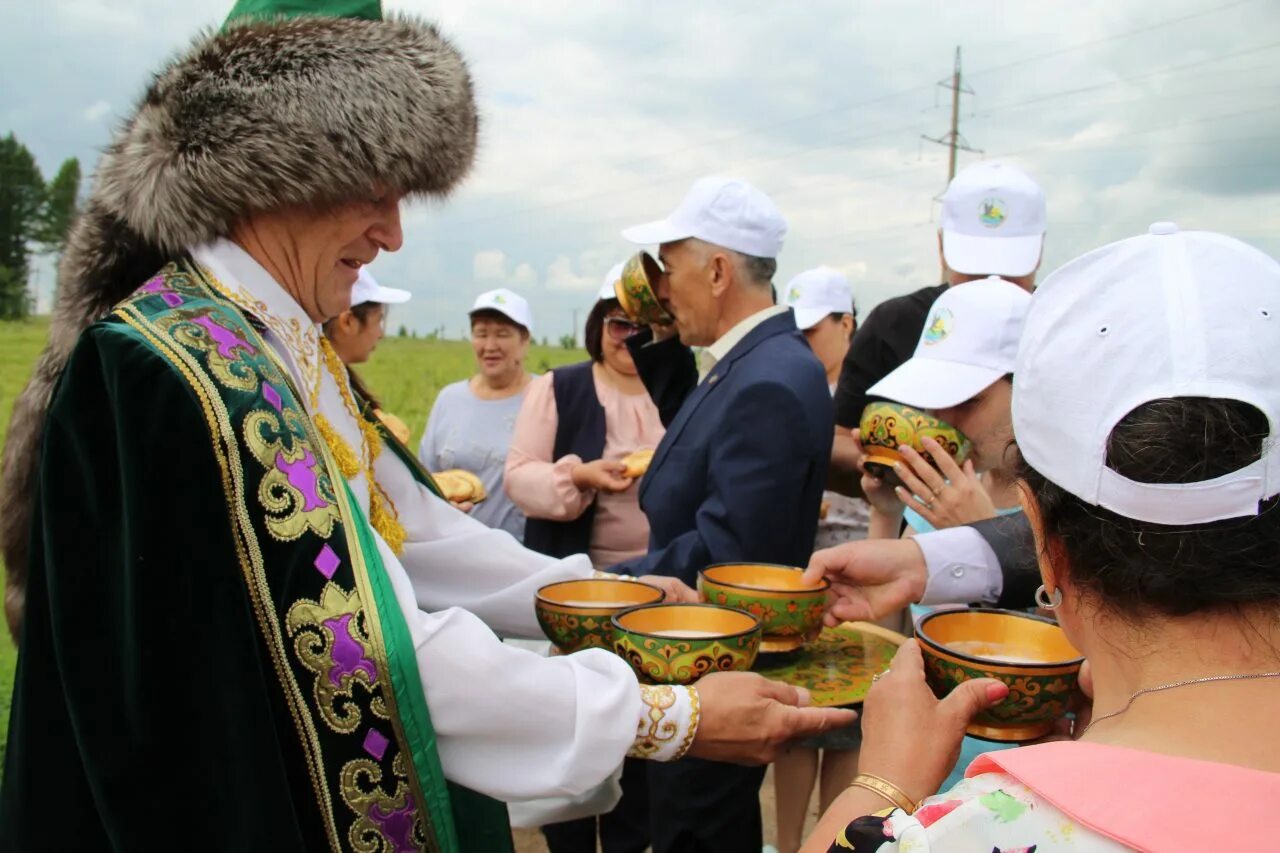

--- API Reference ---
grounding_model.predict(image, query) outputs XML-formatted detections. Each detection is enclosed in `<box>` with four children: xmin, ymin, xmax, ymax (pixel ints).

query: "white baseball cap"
<box><xmin>1014</xmin><ymin>222</ymin><xmax>1280</xmax><ymax>525</ymax></box>
<box><xmin>941</xmin><ymin>161</ymin><xmax>1046</xmax><ymax>278</ymax></box>
<box><xmin>868</xmin><ymin>276</ymin><xmax>1030</xmax><ymax>410</ymax></box>
<box><xmin>351</xmin><ymin>268</ymin><xmax>411</xmax><ymax>305</ymax></box>
<box><xmin>469</xmin><ymin>287</ymin><xmax>533</xmax><ymax>333</ymax></box>
<box><xmin>621</xmin><ymin>175</ymin><xmax>787</xmax><ymax>259</ymax></box>
<box><xmin>782</xmin><ymin>267</ymin><xmax>855</xmax><ymax>330</ymax></box>
<box><xmin>598</xmin><ymin>261</ymin><xmax>626</xmax><ymax>301</ymax></box>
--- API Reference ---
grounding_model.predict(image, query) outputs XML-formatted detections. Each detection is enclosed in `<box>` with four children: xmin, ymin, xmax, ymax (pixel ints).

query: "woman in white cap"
<box><xmin>856</xmin><ymin>277</ymin><xmax>1031</xmax><ymax>541</ymax></box>
<box><xmin>418</xmin><ymin>287</ymin><xmax>534</xmax><ymax>537</ymax></box>
<box><xmin>322</xmin><ymin>267</ymin><xmax>414</xmax><ymax>442</ymax></box>
<box><xmin>803</xmin><ymin>226</ymin><xmax>1280</xmax><ymax>852</ymax></box>
<box><xmin>505</xmin><ymin>263</ymin><xmax>665</xmax><ymax>853</ymax></box>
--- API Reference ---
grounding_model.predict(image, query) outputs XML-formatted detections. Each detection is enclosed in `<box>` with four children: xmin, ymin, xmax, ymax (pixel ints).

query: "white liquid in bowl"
<box><xmin>646</xmin><ymin>629</ymin><xmax>725</xmax><ymax>639</ymax></box>
<box><xmin>944</xmin><ymin>640</ymin><xmax>1046</xmax><ymax>664</ymax></box>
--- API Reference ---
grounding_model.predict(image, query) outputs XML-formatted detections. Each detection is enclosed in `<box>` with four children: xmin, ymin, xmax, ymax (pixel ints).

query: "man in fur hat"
<box><xmin>0</xmin><ymin>4</ymin><xmax>852</xmax><ymax>850</ymax></box>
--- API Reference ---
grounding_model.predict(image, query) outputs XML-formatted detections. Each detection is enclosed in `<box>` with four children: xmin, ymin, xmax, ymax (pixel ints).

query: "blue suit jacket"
<box><xmin>613</xmin><ymin>310</ymin><xmax>833</xmax><ymax>584</ymax></box>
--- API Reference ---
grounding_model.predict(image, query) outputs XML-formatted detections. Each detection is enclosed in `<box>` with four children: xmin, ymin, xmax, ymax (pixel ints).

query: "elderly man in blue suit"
<box><xmin>611</xmin><ymin>176</ymin><xmax>834</xmax><ymax>853</ymax></box>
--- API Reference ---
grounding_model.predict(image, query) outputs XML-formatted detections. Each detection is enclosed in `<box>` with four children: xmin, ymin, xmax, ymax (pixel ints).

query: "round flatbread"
<box><xmin>373</xmin><ymin>409</ymin><xmax>411</xmax><ymax>445</ymax></box>
<box><xmin>621</xmin><ymin>448</ymin><xmax>655</xmax><ymax>479</ymax></box>
<box><xmin>434</xmin><ymin>469</ymin><xmax>487</xmax><ymax>504</ymax></box>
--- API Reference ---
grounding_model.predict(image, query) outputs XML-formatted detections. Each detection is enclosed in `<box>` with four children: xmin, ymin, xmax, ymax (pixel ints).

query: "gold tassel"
<box><xmin>369</xmin><ymin>491</ymin><xmax>406</xmax><ymax>555</ymax></box>
<box><xmin>315</xmin><ymin>413</ymin><xmax>361</xmax><ymax>479</ymax></box>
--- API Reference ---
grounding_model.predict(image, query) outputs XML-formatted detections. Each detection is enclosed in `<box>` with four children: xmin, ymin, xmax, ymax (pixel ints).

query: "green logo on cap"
<box><xmin>923</xmin><ymin>308</ymin><xmax>953</xmax><ymax>345</ymax></box>
<box><xmin>979</xmin><ymin>197</ymin><xmax>1007</xmax><ymax>228</ymax></box>
<box><xmin>493</xmin><ymin>293</ymin><xmax>506</xmax><ymax>304</ymax></box>
<box><xmin>787</xmin><ymin>286</ymin><xmax>802</xmax><ymax>302</ymax></box>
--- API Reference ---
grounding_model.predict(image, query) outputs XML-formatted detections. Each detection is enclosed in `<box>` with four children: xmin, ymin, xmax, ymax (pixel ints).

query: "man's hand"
<box><xmin>571</xmin><ymin>459</ymin><xmax>634</xmax><ymax>493</ymax></box>
<box><xmin>803</xmin><ymin>539</ymin><xmax>928</xmax><ymax>625</ymax></box>
<box><xmin>687</xmin><ymin>672</ymin><xmax>857</xmax><ymax>764</ymax></box>
<box><xmin>856</xmin><ymin>640</ymin><xmax>1008</xmax><ymax>803</ymax></box>
<box><xmin>638</xmin><ymin>575</ymin><xmax>699</xmax><ymax>604</ymax></box>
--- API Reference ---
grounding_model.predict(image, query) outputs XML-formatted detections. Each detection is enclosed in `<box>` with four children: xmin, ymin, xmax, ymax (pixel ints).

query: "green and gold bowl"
<box><xmin>858</xmin><ymin>401</ymin><xmax>971</xmax><ymax>488</ymax></box>
<box><xmin>535</xmin><ymin>579</ymin><xmax>665</xmax><ymax>654</ymax></box>
<box><xmin>615</xmin><ymin>251</ymin><xmax>673</xmax><ymax>326</ymax></box>
<box><xmin>612</xmin><ymin>603</ymin><xmax>761</xmax><ymax>685</ymax></box>
<box><xmin>916</xmin><ymin>608</ymin><xmax>1084</xmax><ymax>743</ymax></box>
<box><xmin>699</xmin><ymin>563</ymin><xmax>829</xmax><ymax>653</ymax></box>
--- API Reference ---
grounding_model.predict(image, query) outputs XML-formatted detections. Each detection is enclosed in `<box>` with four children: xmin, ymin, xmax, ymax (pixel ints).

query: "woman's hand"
<box><xmin>851</xmin><ymin>429</ymin><xmax>902</xmax><ymax>516</ymax></box>
<box><xmin>450</xmin><ymin>500</ymin><xmax>475</xmax><ymax>514</ymax></box>
<box><xmin>893</xmin><ymin>437</ymin><xmax>997</xmax><ymax>529</ymax></box>
<box><xmin>570</xmin><ymin>459</ymin><xmax>634</xmax><ymax>493</ymax></box>
<box><xmin>855</xmin><ymin>640</ymin><xmax>1008</xmax><ymax>804</ymax></box>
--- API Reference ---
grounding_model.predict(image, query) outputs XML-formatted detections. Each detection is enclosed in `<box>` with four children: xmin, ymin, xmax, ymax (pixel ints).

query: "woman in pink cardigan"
<box><xmin>505</xmin><ymin>265</ymin><xmax>665</xmax><ymax>853</ymax></box>
<box><xmin>506</xmin><ymin>266</ymin><xmax>665</xmax><ymax>571</ymax></box>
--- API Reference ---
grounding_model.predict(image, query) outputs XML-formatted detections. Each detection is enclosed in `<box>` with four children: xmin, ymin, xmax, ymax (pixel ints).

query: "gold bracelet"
<box><xmin>848</xmin><ymin>773</ymin><xmax>919</xmax><ymax>814</ymax></box>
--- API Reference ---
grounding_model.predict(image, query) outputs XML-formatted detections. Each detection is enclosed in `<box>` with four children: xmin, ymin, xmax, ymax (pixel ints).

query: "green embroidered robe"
<box><xmin>0</xmin><ymin>263</ymin><xmax>511</xmax><ymax>852</ymax></box>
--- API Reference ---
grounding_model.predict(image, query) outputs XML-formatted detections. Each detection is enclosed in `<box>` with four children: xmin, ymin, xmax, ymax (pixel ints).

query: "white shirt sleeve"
<box><xmin>913</xmin><ymin>526</ymin><xmax>1003</xmax><ymax>605</ymax></box>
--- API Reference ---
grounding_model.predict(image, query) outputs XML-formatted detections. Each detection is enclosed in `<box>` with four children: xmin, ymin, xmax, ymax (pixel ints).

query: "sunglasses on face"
<box><xmin>604</xmin><ymin>316</ymin><xmax>643</xmax><ymax>340</ymax></box>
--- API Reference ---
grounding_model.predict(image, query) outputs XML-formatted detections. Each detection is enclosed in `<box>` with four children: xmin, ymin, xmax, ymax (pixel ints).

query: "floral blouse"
<box><xmin>828</xmin><ymin>773</ymin><xmax>1128</xmax><ymax>852</ymax></box>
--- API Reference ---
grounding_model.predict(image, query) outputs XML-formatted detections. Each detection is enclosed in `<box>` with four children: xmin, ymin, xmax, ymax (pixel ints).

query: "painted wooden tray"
<box><xmin>753</xmin><ymin>621</ymin><xmax>907</xmax><ymax>707</ymax></box>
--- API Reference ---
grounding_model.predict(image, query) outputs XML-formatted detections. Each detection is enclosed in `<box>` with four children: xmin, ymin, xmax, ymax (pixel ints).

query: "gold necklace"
<box><xmin>1081</xmin><ymin>670</ymin><xmax>1280</xmax><ymax>737</ymax></box>
<box><xmin>318</xmin><ymin>337</ymin><xmax>406</xmax><ymax>555</ymax></box>
<box><xmin>197</xmin><ymin>261</ymin><xmax>406</xmax><ymax>554</ymax></box>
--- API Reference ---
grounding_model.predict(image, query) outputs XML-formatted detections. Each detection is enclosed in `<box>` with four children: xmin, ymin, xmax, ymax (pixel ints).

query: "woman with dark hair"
<box><xmin>504</xmin><ymin>263</ymin><xmax>666</xmax><ymax>853</ymax></box>
<box><xmin>803</xmin><ymin>225</ymin><xmax>1280</xmax><ymax>852</ymax></box>
<box><xmin>323</xmin><ymin>268</ymin><xmax>413</xmax><ymax>443</ymax></box>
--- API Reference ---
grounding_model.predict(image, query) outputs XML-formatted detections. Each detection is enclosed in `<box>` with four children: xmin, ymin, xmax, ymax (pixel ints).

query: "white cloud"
<box><xmin>82</xmin><ymin>100</ymin><xmax>111</xmax><ymax>122</ymax></box>
<box><xmin>544</xmin><ymin>255</ymin><xmax>597</xmax><ymax>292</ymax></box>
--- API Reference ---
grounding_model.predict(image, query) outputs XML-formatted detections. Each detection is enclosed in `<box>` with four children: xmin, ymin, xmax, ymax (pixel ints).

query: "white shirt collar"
<box><xmin>699</xmin><ymin>305</ymin><xmax>790</xmax><ymax>380</ymax></box>
<box><xmin>189</xmin><ymin>238</ymin><xmax>323</xmax><ymax>405</ymax></box>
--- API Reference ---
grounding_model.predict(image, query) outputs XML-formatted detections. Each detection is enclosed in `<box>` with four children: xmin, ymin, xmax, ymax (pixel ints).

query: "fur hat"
<box><xmin>0</xmin><ymin>14</ymin><xmax>479</xmax><ymax>639</ymax></box>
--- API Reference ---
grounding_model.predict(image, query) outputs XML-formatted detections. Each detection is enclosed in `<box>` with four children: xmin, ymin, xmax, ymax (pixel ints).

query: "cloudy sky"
<box><xmin>3</xmin><ymin>0</ymin><xmax>1278</xmax><ymax>340</ymax></box>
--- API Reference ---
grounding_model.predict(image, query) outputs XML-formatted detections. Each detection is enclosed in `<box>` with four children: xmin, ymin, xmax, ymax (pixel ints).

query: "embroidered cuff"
<box><xmin>628</xmin><ymin>684</ymin><xmax>700</xmax><ymax>762</ymax></box>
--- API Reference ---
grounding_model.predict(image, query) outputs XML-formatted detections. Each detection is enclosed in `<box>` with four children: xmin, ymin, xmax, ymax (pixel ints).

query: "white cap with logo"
<box><xmin>868</xmin><ymin>276</ymin><xmax>1030</xmax><ymax>410</ymax></box>
<box><xmin>470</xmin><ymin>288</ymin><xmax>533</xmax><ymax>334</ymax></box>
<box><xmin>1015</xmin><ymin>222</ymin><xmax>1280</xmax><ymax>525</ymax></box>
<box><xmin>941</xmin><ymin>161</ymin><xmax>1046</xmax><ymax>278</ymax></box>
<box><xmin>622</xmin><ymin>175</ymin><xmax>787</xmax><ymax>259</ymax></box>
<box><xmin>352</xmin><ymin>268</ymin><xmax>411</xmax><ymax>305</ymax></box>
<box><xmin>782</xmin><ymin>267</ymin><xmax>855</xmax><ymax>330</ymax></box>
<box><xmin>598</xmin><ymin>261</ymin><xmax>626</xmax><ymax>301</ymax></box>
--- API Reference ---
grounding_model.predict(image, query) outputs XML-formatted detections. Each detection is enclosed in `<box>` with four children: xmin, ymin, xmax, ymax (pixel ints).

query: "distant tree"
<box><xmin>37</xmin><ymin>157</ymin><xmax>80</xmax><ymax>255</ymax></box>
<box><xmin>541</xmin><ymin>336</ymin><xmax>548</xmax><ymax>347</ymax></box>
<box><xmin>0</xmin><ymin>134</ymin><xmax>45</xmax><ymax>318</ymax></box>
<box><xmin>558</xmin><ymin>333</ymin><xmax>576</xmax><ymax>350</ymax></box>
<box><xmin>397</xmin><ymin>324</ymin><xmax>408</xmax><ymax>338</ymax></box>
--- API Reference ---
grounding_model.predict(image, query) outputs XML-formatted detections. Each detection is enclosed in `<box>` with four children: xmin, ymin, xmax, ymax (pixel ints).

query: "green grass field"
<box><xmin>0</xmin><ymin>316</ymin><xmax>585</xmax><ymax>778</ymax></box>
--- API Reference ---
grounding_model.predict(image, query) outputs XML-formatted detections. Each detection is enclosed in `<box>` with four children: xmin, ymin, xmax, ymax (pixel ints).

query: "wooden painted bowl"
<box><xmin>612</xmin><ymin>603</ymin><xmax>761</xmax><ymax>684</ymax></box>
<box><xmin>535</xmin><ymin>579</ymin><xmax>665</xmax><ymax>653</ymax></box>
<box><xmin>916</xmin><ymin>608</ymin><xmax>1084</xmax><ymax>743</ymax></box>
<box><xmin>698</xmin><ymin>563</ymin><xmax>829</xmax><ymax>653</ymax></box>
<box><xmin>615</xmin><ymin>251</ymin><xmax>673</xmax><ymax>326</ymax></box>
<box><xmin>858</xmin><ymin>401</ymin><xmax>971</xmax><ymax>488</ymax></box>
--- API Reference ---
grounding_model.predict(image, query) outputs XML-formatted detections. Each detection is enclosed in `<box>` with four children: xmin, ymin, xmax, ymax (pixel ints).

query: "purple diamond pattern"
<box><xmin>263</xmin><ymin>384</ymin><xmax>283</xmax><ymax>412</ymax></box>
<box><xmin>162</xmin><ymin>292</ymin><xmax>184</xmax><ymax>307</ymax></box>
<box><xmin>363</xmin><ymin>728</ymin><xmax>390</xmax><ymax>762</ymax></box>
<box><xmin>313</xmin><ymin>543</ymin><xmax>340</xmax><ymax>579</ymax></box>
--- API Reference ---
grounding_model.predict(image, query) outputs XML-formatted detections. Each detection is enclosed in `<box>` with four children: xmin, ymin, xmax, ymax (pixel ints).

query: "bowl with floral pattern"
<box><xmin>535</xmin><ymin>579</ymin><xmax>665</xmax><ymax>654</ymax></box>
<box><xmin>615</xmin><ymin>251</ymin><xmax>673</xmax><ymax>326</ymax></box>
<box><xmin>612</xmin><ymin>603</ymin><xmax>761</xmax><ymax>685</ymax></box>
<box><xmin>858</xmin><ymin>401</ymin><xmax>971</xmax><ymax>488</ymax></box>
<box><xmin>698</xmin><ymin>563</ymin><xmax>829</xmax><ymax>653</ymax></box>
<box><xmin>916</xmin><ymin>608</ymin><xmax>1084</xmax><ymax>743</ymax></box>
